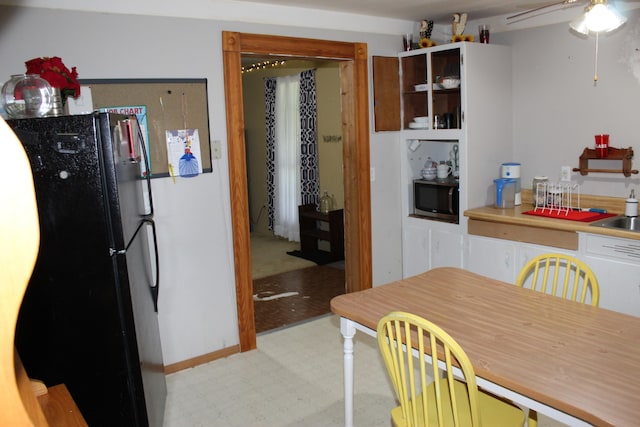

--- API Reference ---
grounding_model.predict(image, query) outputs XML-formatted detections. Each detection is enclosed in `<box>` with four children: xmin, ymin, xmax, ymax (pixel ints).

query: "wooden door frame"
<box><xmin>222</xmin><ymin>32</ymin><xmax>372</xmax><ymax>351</ymax></box>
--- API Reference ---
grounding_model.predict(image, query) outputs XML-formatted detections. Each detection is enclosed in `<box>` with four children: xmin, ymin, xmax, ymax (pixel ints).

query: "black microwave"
<box><xmin>413</xmin><ymin>179</ymin><xmax>459</xmax><ymax>223</ymax></box>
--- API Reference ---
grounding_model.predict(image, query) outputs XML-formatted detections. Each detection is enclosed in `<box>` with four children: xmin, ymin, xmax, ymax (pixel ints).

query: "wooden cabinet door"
<box><xmin>372</xmin><ymin>56</ymin><xmax>400</xmax><ymax>131</ymax></box>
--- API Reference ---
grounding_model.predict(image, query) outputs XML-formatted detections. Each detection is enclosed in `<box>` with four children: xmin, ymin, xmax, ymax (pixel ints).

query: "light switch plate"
<box><xmin>561</xmin><ymin>166</ymin><xmax>571</xmax><ymax>181</ymax></box>
<box><xmin>211</xmin><ymin>140</ymin><xmax>222</xmax><ymax>159</ymax></box>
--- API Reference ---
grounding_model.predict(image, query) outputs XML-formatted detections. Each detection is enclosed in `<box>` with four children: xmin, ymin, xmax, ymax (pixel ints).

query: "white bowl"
<box><xmin>414</xmin><ymin>116</ymin><xmax>429</xmax><ymax>123</ymax></box>
<box><xmin>439</xmin><ymin>77</ymin><xmax>460</xmax><ymax>89</ymax></box>
<box><xmin>414</xmin><ymin>83</ymin><xmax>428</xmax><ymax>91</ymax></box>
<box><xmin>421</xmin><ymin>168</ymin><xmax>437</xmax><ymax>180</ymax></box>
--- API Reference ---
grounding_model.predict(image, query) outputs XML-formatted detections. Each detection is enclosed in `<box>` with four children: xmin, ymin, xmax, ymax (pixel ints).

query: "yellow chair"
<box><xmin>377</xmin><ymin>311</ymin><xmax>525</xmax><ymax>427</ymax></box>
<box><xmin>515</xmin><ymin>253</ymin><xmax>600</xmax><ymax>427</ymax></box>
<box><xmin>515</xmin><ymin>253</ymin><xmax>599</xmax><ymax>306</ymax></box>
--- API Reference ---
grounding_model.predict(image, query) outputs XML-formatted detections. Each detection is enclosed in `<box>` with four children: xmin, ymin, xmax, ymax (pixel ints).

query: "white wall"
<box><xmin>0</xmin><ymin>5</ymin><xmax>406</xmax><ymax>365</ymax></box>
<box><xmin>494</xmin><ymin>11</ymin><xmax>640</xmax><ymax>198</ymax></box>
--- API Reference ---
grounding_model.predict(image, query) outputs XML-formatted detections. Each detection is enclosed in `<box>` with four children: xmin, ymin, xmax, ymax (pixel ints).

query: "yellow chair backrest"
<box><xmin>0</xmin><ymin>117</ymin><xmax>46</xmax><ymax>426</ymax></box>
<box><xmin>377</xmin><ymin>311</ymin><xmax>481</xmax><ymax>427</ymax></box>
<box><xmin>515</xmin><ymin>253</ymin><xmax>599</xmax><ymax>306</ymax></box>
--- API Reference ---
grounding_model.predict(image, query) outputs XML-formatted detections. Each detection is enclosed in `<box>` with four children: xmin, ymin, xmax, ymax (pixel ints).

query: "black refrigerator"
<box><xmin>8</xmin><ymin>112</ymin><xmax>166</xmax><ymax>427</ymax></box>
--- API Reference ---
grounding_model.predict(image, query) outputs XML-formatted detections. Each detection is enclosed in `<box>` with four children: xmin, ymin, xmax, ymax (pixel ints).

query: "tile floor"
<box><xmin>163</xmin><ymin>315</ymin><xmax>569</xmax><ymax>427</ymax></box>
<box><xmin>163</xmin><ymin>315</ymin><xmax>394</xmax><ymax>426</ymax></box>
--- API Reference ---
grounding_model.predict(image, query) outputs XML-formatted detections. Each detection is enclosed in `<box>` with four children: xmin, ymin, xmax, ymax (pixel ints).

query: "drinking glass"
<box><xmin>595</xmin><ymin>134</ymin><xmax>609</xmax><ymax>158</ymax></box>
<box><xmin>403</xmin><ymin>33</ymin><xmax>413</xmax><ymax>51</ymax></box>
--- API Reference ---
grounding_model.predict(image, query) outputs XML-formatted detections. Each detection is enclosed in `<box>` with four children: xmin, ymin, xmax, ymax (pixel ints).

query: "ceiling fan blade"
<box><xmin>507</xmin><ymin>0</ymin><xmax>582</xmax><ymax>20</ymax></box>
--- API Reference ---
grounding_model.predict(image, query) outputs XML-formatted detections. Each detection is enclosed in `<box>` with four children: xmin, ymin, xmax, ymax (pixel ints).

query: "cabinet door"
<box><xmin>402</xmin><ymin>222</ymin><xmax>430</xmax><ymax>278</ymax></box>
<box><xmin>516</xmin><ymin>243</ymin><xmax>576</xmax><ymax>273</ymax></box>
<box><xmin>431</xmin><ymin>229</ymin><xmax>462</xmax><ymax>269</ymax></box>
<box><xmin>372</xmin><ymin>56</ymin><xmax>400</xmax><ymax>131</ymax></box>
<box><xmin>372</xmin><ymin>53</ymin><xmax>431</xmax><ymax>132</ymax></box>
<box><xmin>465</xmin><ymin>235</ymin><xmax>516</xmax><ymax>282</ymax></box>
<box><xmin>401</xmin><ymin>54</ymin><xmax>429</xmax><ymax>130</ymax></box>
<box><xmin>430</xmin><ymin>47</ymin><xmax>461</xmax><ymax>130</ymax></box>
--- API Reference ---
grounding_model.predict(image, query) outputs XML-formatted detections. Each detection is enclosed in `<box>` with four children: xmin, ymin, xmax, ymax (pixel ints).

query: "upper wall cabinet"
<box><xmin>373</xmin><ymin>43</ymin><xmax>503</xmax><ymax>136</ymax></box>
<box><xmin>374</xmin><ymin>46</ymin><xmax>462</xmax><ymax>132</ymax></box>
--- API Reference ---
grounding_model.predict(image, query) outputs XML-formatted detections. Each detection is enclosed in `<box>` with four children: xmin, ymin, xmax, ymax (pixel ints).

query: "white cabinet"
<box><xmin>402</xmin><ymin>219</ymin><xmax>430</xmax><ymax>278</ymax></box>
<box><xmin>394</xmin><ymin>43</ymin><xmax>513</xmax><ymax>215</ymax></box>
<box><xmin>402</xmin><ymin>217</ymin><xmax>462</xmax><ymax>278</ymax></box>
<box><xmin>387</xmin><ymin>42</ymin><xmax>512</xmax><ymax>278</ymax></box>
<box><xmin>465</xmin><ymin>235</ymin><xmax>517</xmax><ymax>283</ymax></box>
<box><xmin>464</xmin><ymin>231</ymin><xmax>640</xmax><ymax>317</ymax></box>
<box><xmin>516</xmin><ymin>243</ymin><xmax>576</xmax><ymax>271</ymax></box>
<box><xmin>431</xmin><ymin>228</ymin><xmax>463</xmax><ymax>269</ymax></box>
<box><xmin>579</xmin><ymin>233</ymin><xmax>640</xmax><ymax>317</ymax></box>
<box><xmin>464</xmin><ymin>235</ymin><xmax>576</xmax><ymax>284</ymax></box>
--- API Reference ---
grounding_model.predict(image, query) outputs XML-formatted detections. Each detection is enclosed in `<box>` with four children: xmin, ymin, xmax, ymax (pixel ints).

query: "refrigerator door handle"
<box><xmin>136</xmin><ymin>121</ymin><xmax>154</xmax><ymax>217</ymax></box>
<box><xmin>121</xmin><ymin>218</ymin><xmax>160</xmax><ymax>312</ymax></box>
<box><xmin>145</xmin><ymin>218</ymin><xmax>160</xmax><ymax>313</ymax></box>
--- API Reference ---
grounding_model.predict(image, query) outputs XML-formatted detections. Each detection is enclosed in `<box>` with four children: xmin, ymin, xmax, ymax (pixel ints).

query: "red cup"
<box><xmin>595</xmin><ymin>134</ymin><xmax>609</xmax><ymax>158</ymax></box>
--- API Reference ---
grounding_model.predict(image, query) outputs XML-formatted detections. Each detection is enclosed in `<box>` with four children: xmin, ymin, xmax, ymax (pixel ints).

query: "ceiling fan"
<box><xmin>507</xmin><ymin>0</ymin><xmax>629</xmax><ymax>34</ymax></box>
<box><xmin>507</xmin><ymin>0</ymin><xmax>583</xmax><ymax>20</ymax></box>
<box><xmin>508</xmin><ymin>0</ymin><xmax>632</xmax><ymax>82</ymax></box>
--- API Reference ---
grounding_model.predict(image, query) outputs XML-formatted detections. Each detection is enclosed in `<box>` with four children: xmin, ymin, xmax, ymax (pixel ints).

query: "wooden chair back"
<box><xmin>515</xmin><ymin>253</ymin><xmax>600</xmax><ymax>306</ymax></box>
<box><xmin>0</xmin><ymin>117</ymin><xmax>47</xmax><ymax>426</ymax></box>
<box><xmin>377</xmin><ymin>311</ymin><xmax>482</xmax><ymax>427</ymax></box>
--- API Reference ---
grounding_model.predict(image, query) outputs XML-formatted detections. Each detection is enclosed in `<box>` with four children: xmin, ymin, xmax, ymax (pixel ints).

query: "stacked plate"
<box><xmin>408</xmin><ymin>116</ymin><xmax>429</xmax><ymax>129</ymax></box>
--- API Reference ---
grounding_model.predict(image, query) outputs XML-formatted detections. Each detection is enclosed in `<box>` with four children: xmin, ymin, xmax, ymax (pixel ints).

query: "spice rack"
<box><xmin>572</xmin><ymin>147</ymin><xmax>638</xmax><ymax>177</ymax></box>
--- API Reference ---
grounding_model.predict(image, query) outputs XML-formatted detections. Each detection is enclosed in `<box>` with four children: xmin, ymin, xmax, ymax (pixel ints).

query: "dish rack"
<box><xmin>534</xmin><ymin>182</ymin><xmax>582</xmax><ymax>214</ymax></box>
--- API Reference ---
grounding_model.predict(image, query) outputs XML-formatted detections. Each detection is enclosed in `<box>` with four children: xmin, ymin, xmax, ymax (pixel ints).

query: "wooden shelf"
<box><xmin>298</xmin><ymin>204</ymin><xmax>344</xmax><ymax>262</ymax></box>
<box><xmin>572</xmin><ymin>146</ymin><xmax>638</xmax><ymax>177</ymax></box>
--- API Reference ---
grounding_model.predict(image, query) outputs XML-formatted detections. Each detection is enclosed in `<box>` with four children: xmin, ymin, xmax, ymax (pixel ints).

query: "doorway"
<box><xmin>222</xmin><ymin>32</ymin><xmax>372</xmax><ymax>351</ymax></box>
<box><xmin>243</xmin><ymin>60</ymin><xmax>346</xmax><ymax>333</ymax></box>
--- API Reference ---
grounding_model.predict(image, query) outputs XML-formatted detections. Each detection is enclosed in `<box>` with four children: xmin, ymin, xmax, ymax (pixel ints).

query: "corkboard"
<box><xmin>79</xmin><ymin>78</ymin><xmax>211</xmax><ymax>177</ymax></box>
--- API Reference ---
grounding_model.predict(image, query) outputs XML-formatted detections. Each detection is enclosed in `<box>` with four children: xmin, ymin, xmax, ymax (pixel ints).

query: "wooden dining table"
<box><xmin>330</xmin><ymin>267</ymin><xmax>640</xmax><ymax>427</ymax></box>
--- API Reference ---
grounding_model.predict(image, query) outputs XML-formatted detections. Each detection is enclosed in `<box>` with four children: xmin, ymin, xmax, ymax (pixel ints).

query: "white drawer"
<box><xmin>583</xmin><ymin>233</ymin><xmax>640</xmax><ymax>264</ymax></box>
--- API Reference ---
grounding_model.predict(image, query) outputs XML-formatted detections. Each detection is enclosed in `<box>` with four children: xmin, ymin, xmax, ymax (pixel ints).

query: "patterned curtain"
<box><xmin>298</xmin><ymin>69</ymin><xmax>319</xmax><ymax>206</ymax></box>
<box><xmin>265</xmin><ymin>78</ymin><xmax>277</xmax><ymax>231</ymax></box>
<box><xmin>264</xmin><ymin>70</ymin><xmax>318</xmax><ymax>231</ymax></box>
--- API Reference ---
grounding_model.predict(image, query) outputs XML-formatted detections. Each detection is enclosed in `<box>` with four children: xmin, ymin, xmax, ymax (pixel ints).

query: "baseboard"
<box><xmin>164</xmin><ymin>344</ymin><xmax>241</xmax><ymax>374</ymax></box>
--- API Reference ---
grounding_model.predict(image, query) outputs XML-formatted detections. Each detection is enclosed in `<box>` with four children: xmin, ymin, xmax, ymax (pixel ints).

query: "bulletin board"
<box><xmin>79</xmin><ymin>78</ymin><xmax>212</xmax><ymax>178</ymax></box>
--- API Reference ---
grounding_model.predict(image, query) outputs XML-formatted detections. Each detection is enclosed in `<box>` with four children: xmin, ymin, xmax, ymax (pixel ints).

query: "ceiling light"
<box><xmin>568</xmin><ymin>0</ymin><xmax>627</xmax><ymax>84</ymax></box>
<box><xmin>569</xmin><ymin>0</ymin><xmax>626</xmax><ymax>35</ymax></box>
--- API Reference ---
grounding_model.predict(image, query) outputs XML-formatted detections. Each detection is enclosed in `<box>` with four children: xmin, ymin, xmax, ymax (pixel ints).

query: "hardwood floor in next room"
<box><xmin>251</xmin><ymin>232</ymin><xmax>345</xmax><ymax>334</ymax></box>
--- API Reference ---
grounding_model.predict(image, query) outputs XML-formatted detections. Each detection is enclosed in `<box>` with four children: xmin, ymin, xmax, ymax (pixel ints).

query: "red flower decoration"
<box><xmin>25</xmin><ymin>56</ymin><xmax>80</xmax><ymax>105</ymax></box>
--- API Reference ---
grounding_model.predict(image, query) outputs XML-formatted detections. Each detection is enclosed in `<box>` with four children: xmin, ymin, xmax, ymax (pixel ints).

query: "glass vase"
<box><xmin>1</xmin><ymin>74</ymin><xmax>53</xmax><ymax>119</ymax></box>
<box><xmin>319</xmin><ymin>191</ymin><xmax>333</xmax><ymax>214</ymax></box>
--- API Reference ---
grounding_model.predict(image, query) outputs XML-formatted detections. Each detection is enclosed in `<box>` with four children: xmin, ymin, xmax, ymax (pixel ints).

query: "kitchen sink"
<box><xmin>590</xmin><ymin>215</ymin><xmax>640</xmax><ymax>232</ymax></box>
